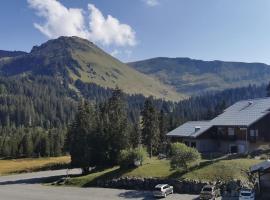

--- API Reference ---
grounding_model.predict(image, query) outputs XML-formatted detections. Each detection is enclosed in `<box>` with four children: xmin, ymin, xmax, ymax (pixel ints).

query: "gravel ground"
<box><xmin>0</xmin><ymin>169</ymin><xmax>203</xmax><ymax>200</ymax></box>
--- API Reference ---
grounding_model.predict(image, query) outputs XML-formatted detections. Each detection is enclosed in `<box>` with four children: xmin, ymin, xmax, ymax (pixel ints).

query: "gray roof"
<box><xmin>167</xmin><ymin>121</ymin><xmax>212</xmax><ymax>138</ymax></box>
<box><xmin>250</xmin><ymin>160</ymin><xmax>270</xmax><ymax>173</ymax></box>
<box><xmin>167</xmin><ymin>97</ymin><xmax>270</xmax><ymax>138</ymax></box>
<box><xmin>211</xmin><ymin>97</ymin><xmax>270</xmax><ymax>126</ymax></box>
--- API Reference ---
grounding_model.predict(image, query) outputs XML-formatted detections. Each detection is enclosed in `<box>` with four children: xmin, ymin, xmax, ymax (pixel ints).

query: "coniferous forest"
<box><xmin>0</xmin><ymin>74</ymin><xmax>267</xmax><ymax>158</ymax></box>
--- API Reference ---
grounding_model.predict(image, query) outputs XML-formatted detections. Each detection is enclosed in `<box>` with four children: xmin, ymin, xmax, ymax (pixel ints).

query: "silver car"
<box><xmin>200</xmin><ymin>185</ymin><xmax>219</xmax><ymax>200</ymax></box>
<box><xmin>239</xmin><ymin>188</ymin><xmax>255</xmax><ymax>200</ymax></box>
<box><xmin>153</xmin><ymin>184</ymin><xmax>173</xmax><ymax>198</ymax></box>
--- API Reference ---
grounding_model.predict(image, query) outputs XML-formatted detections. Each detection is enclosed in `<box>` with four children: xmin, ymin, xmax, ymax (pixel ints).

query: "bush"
<box><xmin>260</xmin><ymin>154</ymin><xmax>269</xmax><ymax>160</ymax></box>
<box><xmin>170</xmin><ymin>142</ymin><xmax>201</xmax><ymax>171</ymax></box>
<box><xmin>118</xmin><ymin>147</ymin><xmax>148</xmax><ymax>169</ymax></box>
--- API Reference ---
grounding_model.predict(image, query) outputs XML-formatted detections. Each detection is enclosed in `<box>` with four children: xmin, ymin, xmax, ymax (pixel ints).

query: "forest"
<box><xmin>0</xmin><ymin>74</ymin><xmax>267</xmax><ymax>158</ymax></box>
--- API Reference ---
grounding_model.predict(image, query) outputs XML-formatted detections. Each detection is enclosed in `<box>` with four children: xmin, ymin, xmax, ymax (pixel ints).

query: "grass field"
<box><xmin>64</xmin><ymin>157</ymin><xmax>261</xmax><ymax>187</ymax></box>
<box><xmin>182</xmin><ymin>158</ymin><xmax>261</xmax><ymax>182</ymax></box>
<box><xmin>0</xmin><ymin>156</ymin><xmax>70</xmax><ymax>175</ymax></box>
<box><xmin>65</xmin><ymin>158</ymin><xmax>174</xmax><ymax>187</ymax></box>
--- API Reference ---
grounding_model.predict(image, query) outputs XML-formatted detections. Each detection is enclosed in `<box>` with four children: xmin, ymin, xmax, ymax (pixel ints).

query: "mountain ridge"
<box><xmin>0</xmin><ymin>37</ymin><xmax>184</xmax><ymax>101</ymax></box>
<box><xmin>0</xmin><ymin>50</ymin><xmax>27</xmax><ymax>59</ymax></box>
<box><xmin>128</xmin><ymin>57</ymin><xmax>270</xmax><ymax>95</ymax></box>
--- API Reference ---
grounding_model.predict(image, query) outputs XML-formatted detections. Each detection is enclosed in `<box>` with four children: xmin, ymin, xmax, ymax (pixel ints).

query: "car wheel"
<box><xmin>171</xmin><ymin>190</ymin><xmax>173</xmax><ymax>194</ymax></box>
<box><xmin>164</xmin><ymin>193</ymin><xmax>167</xmax><ymax>198</ymax></box>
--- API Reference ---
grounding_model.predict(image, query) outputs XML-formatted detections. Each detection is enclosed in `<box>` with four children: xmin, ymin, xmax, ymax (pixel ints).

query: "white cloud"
<box><xmin>27</xmin><ymin>0</ymin><xmax>136</xmax><ymax>47</ymax></box>
<box><xmin>88</xmin><ymin>4</ymin><xmax>136</xmax><ymax>46</ymax></box>
<box><xmin>110</xmin><ymin>49</ymin><xmax>132</xmax><ymax>58</ymax></box>
<box><xmin>110</xmin><ymin>49</ymin><xmax>120</xmax><ymax>57</ymax></box>
<box><xmin>143</xmin><ymin>0</ymin><xmax>159</xmax><ymax>7</ymax></box>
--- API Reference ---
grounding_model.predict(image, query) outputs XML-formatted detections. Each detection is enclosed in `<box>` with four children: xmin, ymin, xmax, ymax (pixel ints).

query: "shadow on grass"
<box><xmin>167</xmin><ymin>159</ymin><xmax>222</xmax><ymax>179</ymax></box>
<box><xmin>82</xmin><ymin>167</ymin><xmax>134</xmax><ymax>187</ymax></box>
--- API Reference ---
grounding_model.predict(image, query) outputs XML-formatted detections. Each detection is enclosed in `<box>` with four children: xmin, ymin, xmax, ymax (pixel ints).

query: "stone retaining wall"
<box><xmin>96</xmin><ymin>177</ymin><xmax>246</xmax><ymax>196</ymax></box>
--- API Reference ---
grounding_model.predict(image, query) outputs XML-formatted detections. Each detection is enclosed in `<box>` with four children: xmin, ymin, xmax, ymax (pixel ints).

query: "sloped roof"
<box><xmin>211</xmin><ymin>97</ymin><xmax>270</xmax><ymax>126</ymax></box>
<box><xmin>250</xmin><ymin>160</ymin><xmax>270</xmax><ymax>173</ymax></box>
<box><xmin>167</xmin><ymin>97</ymin><xmax>270</xmax><ymax>138</ymax></box>
<box><xmin>167</xmin><ymin>121</ymin><xmax>212</xmax><ymax>138</ymax></box>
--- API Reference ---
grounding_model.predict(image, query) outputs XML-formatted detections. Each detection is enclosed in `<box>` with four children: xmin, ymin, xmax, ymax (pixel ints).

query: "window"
<box><xmin>218</xmin><ymin>127</ymin><xmax>226</xmax><ymax>135</ymax></box>
<box><xmin>250</xmin><ymin>130</ymin><xmax>255</xmax><ymax>137</ymax></box>
<box><xmin>184</xmin><ymin>141</ymin><xmax>190</xmax><ymax>146</ymax></box>
<box><xmin>191</xmin><ymin>142</ymin><xmax>196</xmax><ymax>148</ymax></box>
<box><xmin>228</xmin><ymin>128</ymin><xmax>235</xmax><ymax>136</ymax></box>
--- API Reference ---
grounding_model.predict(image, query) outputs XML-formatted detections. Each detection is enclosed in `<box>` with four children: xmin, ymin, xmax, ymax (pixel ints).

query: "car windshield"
<box><xmin>241</xmin><ymin>192</ymin><xmax>251</xmax><ymax>196</ymax></box>
<box><xmin>203</xmin><ymin>187</ymin><xmax>212</xmax><ymax>192</ymax></box>
<box><xmin>154</xmin><ymin>187</ymin><xmax>162</xmax><ymax>191</ymax></box>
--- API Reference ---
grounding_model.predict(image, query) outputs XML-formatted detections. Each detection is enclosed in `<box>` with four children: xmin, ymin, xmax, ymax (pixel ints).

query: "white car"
<box><xmin>239</xmin><ymin>188</ymin><xmax>255</xmax><ymax>200</ymax></box>
<box><xmin>200</xmin><ymin>185</ymin><xmax>219</xmax><ymax>200</ymax></box>
<box><xmin>153</xmin><ymin>184</ymin><xmax>173</xmax><ymax>198</ymax></box>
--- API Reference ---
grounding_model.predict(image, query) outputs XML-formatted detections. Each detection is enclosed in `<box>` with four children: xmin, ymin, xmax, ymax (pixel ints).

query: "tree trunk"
<box><xmin>150</xmin><ymin>143</ymin><xmax>153</xmax><ymax>158</ymax></box>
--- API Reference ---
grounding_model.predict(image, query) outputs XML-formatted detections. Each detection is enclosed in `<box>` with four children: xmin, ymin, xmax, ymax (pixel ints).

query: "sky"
<box><xmin>1</xmin><ymin>0</ymin><xmax>270</xmax><ymax>63</ymax></box>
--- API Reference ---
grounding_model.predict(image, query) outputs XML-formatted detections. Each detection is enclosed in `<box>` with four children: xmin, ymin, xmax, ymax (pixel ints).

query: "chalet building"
<box><xmin>251</xmin><ymin>160</ymin><xmax>270</xmax><ymax>197</ymax></box>
<box><xmin>167</xmin><ymin>97</ymin><xmax>270</xmax><ymax>154</ymax></box>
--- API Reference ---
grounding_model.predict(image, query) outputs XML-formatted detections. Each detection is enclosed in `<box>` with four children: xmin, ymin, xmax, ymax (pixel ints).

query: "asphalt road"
<box><xmin>0</xmin><ymin>169</ymin><xmax>200</xmax><ymax>200</ymax></box>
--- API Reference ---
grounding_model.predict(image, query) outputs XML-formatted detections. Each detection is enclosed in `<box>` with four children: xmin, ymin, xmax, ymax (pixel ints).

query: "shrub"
<box><xmin>260</xmin><ymin>154</ymin><xmax>269</xmax><ymax>160</ymax></box>
<box><xmin>118</xmin><ymin>147</ymin><xmax>148</xmax><ymax>169</ymax></box>
<box><xmin>170</xmin><ymin>142</ymin><xmax>201</xmax><ymax>171</ymax></box>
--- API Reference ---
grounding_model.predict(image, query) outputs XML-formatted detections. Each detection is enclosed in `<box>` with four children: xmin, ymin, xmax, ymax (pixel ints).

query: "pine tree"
<box><xmin>141</xmin><ymin>97</ymin><xmax>160</xmax><ymax>157</ymax></box>
<box><xmin>22</xmin><ymin>133</ymin><xmax>33</xmax><ymax>157</ymax></box>
<box><xmin>159</xmin><ymin>109</ymin><xmax>168</xmax><ymax>153</ymax></box>
<box><xmin>130</xmin><ymin>120</ymin><xmax>142</xmax><ymax>148</ymax></box>
<box><xmin>67</xmin><ymin>101</ymin><xmax>96</xmax><ymax>174</ymax></box>
<box><xmin>103</xmin><ymin>87</ymin><xmax>129</xmax><ymax>165</ymax></box>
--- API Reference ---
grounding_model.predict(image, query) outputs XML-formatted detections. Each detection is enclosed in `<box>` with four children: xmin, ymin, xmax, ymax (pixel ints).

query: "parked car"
<box><xmin>153</xmin><ymin>184</ymin><xmax>173</xmax><ymax>198</ymax></box>
<box><xmin>239</xmin><ymin>188</ymin><xmax>255</xmax><ymax>200</ymax></box>
<box><xmin>200</xmin><ymin>185</ymin><xmax>219</xmax><ymax>200</ymax></box>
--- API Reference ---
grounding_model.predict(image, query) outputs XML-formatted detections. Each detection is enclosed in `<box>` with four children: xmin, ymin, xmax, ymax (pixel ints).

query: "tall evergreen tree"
<box><xmin>159</xmin><ymin>109</ymin><xmax>168</xmax><ymax>153</ymax></box>
<box><xmin>102</xmin><ymin>88</ymin><xmax>129</xmax><ymax>165</ymax></box>
<box><xmin>141</xmin><ymin>97</ymin><xmax>160</xmax><ymax>157</ymax></box>
<box><xmin>130</xmin><ymin>120</ymin><xmax>142</xmax><ymax>148</ymax></box>
<box><xmin>21</xmin><ymin>133</ymin><xmax>33</xmax><ymax>157</ymax></box>
<box><xmin>67</xmin><ymin>101</ymin><xmax>96</xmax><ymax>174</ymax></box>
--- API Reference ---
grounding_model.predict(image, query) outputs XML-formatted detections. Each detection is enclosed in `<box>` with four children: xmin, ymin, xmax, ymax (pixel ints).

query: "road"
<box><xmin>0</xmin><ymin>169</ymin><xmax>199</xmax><ymax>200</ymax></box>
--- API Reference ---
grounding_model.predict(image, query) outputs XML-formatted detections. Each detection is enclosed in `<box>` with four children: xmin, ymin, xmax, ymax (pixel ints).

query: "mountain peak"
<box><xmin>30</xmin><ymin>36</ymin><xmax>96</xmax><ymax>55</ymax></box>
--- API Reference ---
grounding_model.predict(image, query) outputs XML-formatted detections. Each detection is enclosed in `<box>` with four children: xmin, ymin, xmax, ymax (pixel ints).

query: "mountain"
<box><xmin>0</xmin><ymin>50</ymin><xmax>27</xmax><ymax>58</ymax></box>
<box><xmin>0</xmin><ymin>37</ymin><xmax>183</xmax><ymax>101</ymax></box>
<box><xmin>128</xmin><ymin>57</ymin><xmax>270</xmax><ymax>95</ymax></box>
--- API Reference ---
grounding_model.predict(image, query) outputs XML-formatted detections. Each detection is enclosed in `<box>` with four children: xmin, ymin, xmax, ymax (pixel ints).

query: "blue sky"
<box><xmin>1</xmin><ymin>0</ymin><xmax>270</xmax><ymax>63</ymax></box>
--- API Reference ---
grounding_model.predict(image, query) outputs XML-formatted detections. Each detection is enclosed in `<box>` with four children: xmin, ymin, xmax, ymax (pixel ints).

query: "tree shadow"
<box><xmin>118</xmin><ymin>190</ymin><xmax>154</xmax><ymax>200</ymax></box>
<box><xmin>0</xmin><ymin>175</ymin><xmax>66</xmax><ymax>185</ymax></box>
<box><xmin>167</xmin><ymin>154</ymin><xmax>242</xmax><ymax>179</ymax></box>
<box><xmin>82</xmin><ymin>167</ymin><xmax>134</xmax><ymax>187</ymax></box>
<box><xmin>168</xmin><ymin>159</ymin><xmax>219</xmax><ymax>179</ymax></box>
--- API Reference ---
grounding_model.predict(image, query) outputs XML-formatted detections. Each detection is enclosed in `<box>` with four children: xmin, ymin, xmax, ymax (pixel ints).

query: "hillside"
<box><xmin>0</xmin><ymin>37</ymin><xmax>183</xmax><ymax>101</ymax></box>
<box><xmin>0</xmin><ymin>50</ymin><xmax>27</xmax><ymax>59</ymax></box>
<box><xmin>128</xmin><ymin>57</ymin><xmax>270</xmax><ymax>95</ymax></box>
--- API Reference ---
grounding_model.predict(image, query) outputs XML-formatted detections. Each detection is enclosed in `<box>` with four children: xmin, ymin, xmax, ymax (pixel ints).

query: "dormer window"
<box><xmin>195</xmin><ymin>126</ymin><xmax>201</xmax><ymax>132</ymax></box>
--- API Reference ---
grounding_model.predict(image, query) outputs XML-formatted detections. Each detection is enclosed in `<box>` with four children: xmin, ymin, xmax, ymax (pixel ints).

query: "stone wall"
<box><xmin>95</xmin><ymin>177</ymin><xmax>246</xmax><ymax>197</ymax></box>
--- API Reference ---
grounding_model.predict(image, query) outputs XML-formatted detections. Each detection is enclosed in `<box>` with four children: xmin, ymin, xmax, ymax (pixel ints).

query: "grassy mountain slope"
<box><xmin>0</xmin><ymin>37</ymin><xmax>184</xmax><ymax>101</ymax></box>
<box><xmin>128</xmin><ymin>57</ymin><xmax>270</xmax><ymax>95</ymax></box>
